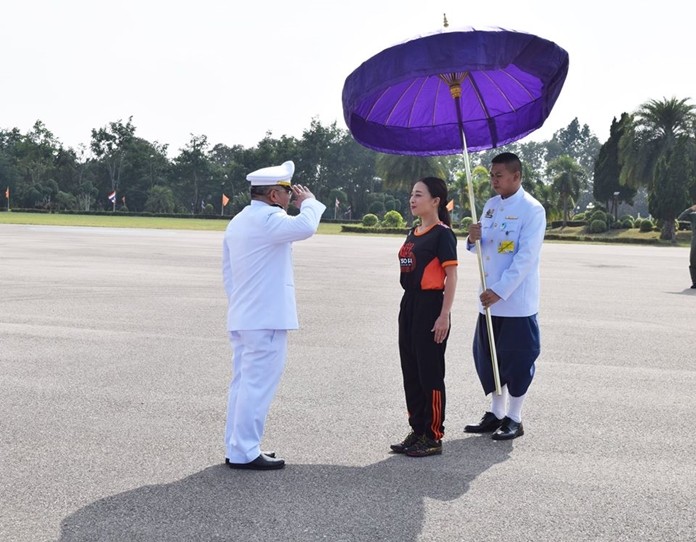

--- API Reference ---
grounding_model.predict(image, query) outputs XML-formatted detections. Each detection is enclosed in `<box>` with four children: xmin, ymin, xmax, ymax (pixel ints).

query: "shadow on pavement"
<box><xmin>59</xmin><ymin>437</ymin><xmax>512</xmax><ymax>542</ymax></box>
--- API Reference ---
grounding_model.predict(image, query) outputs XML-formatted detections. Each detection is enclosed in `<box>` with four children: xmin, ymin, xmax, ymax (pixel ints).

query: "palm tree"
<box><xmin>375</xmin><ymin>154</ymin><xmax>447</xmax><ymax>191</ymax></box>
<box><xmin>547</xmin><ymin>155</ymin><xmax>585</xmax><ymax>227</ymax></box>
<box><xmin>619</xmin><ymin>97</ymin><xmax>696</xmax><ymax>240</ymax></box>
<box><xmin>453</xmin><ymin>165</ymin><xmax>491</xmax><ymax>218</ymax></box>
<box><xmin>532</xmin><ymin>181</ymin><xmax>561</xmax><ymax>222</ymax></box>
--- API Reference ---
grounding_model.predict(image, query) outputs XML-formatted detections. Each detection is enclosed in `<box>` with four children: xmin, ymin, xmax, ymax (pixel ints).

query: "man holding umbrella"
<box><xmin>464</xmin><ymin>152</ymin><xmax>546</xmax><ymax>440</ymax></box>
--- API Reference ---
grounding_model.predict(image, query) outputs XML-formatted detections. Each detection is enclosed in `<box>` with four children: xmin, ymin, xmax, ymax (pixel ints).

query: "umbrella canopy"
<box><xmin>342</xmin><ymin>27</ymin><xmax>569</xmax><ymax>155</ymax></box>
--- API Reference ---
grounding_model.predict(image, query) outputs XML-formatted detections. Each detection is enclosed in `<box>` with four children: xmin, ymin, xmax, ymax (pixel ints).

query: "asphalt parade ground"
<box><xmin>1</xmin><ymin>224</ymin><xmax>695</xmax><ymax>542</ymax></box>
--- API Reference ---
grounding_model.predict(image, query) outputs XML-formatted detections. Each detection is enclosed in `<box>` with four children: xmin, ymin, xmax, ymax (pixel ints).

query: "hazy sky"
<box><xmin>1</xmin><ymin>0</ymin><xmax>692</xmax><ymax>156</ymax></box>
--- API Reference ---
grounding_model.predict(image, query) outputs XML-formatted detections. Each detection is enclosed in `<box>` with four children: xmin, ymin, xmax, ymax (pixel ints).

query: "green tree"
<box><xmin>8</xmin><ymin>121</ymin><xmax>68</xmax><ymax>209</ymax></box>
<box><xmin>530</xmin><ymin>180</ymin><xmax>560</xmax><ymax>221</ymax></box>
<box><xmin>375</xmin><ymin>154</ymin><xmax>447</xmax><ymax>191</ymax></box>
<box><xmin>171</xmin><ymin>134</ymin><xmax>213</xmax><ymax>214</ymax></box>
<box><xmin>546</xmin><ymin>118</ymin><xmax>601</xmax><ymax>176</ymax></box>
<box><xmin>619</xmin><ymin>97</ymin><xmax>696</xmax><ymax>240</ymax></box>
<box><xmin>547</xmin><ymin>155</ymin><xmax>585</xmax><ymax>226</ymax></box>
<box><xmin>209</xmin><ymin>143</ymin><xmax>249</xmax><ymax>215</ymax></box>
<box><xmin>145</xmin><ymin>185</ymin><xmax>176</xmax><ymax>214</ymax></box>
<box><xmin>90</xmin><ymin>117</ymin><xmax>136</xmax><ymax>209</ymax></box>
<box><xmin>650</xmin><ymin>142</ymin><xmax>694</xmax><ymax>237</ymax></box>
<box><xmin>296</xmin><ymin>119</ymin><xmax>340</xmax><ymax>203</ymax></box>
<box><xmin>453</xmin><ymin>165</ymin><xmax>491</xmax><ymax>218</ymax></box>
<box><xmin>330</xmin><ymin>131</ymin><xmax>377</xmax><ymax>218</ymax></box>
<box><xmin>118</xmin><ymin>137</ymin><xmax>169</xmax><ymax>212</ymax></box>
<box><xmin>594</xmin><ymin>114</ymin><xmax>637</xmax><ymax>212</ymax></box>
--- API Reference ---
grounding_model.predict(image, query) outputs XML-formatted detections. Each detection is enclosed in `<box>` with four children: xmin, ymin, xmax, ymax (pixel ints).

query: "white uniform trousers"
<box><xmin>225</xmin><ymin>329</ymin><xmax>288</xmax><ymax>463</ymax></box>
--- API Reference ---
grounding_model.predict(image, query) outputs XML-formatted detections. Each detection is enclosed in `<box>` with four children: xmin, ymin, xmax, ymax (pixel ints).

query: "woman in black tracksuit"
<box><xmin>391</xmin><ymin>177</ymin><xmax>458</xmax><ymax>458</ymax></box>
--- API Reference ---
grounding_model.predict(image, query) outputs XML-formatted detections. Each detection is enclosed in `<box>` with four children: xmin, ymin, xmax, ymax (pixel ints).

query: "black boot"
<box><xmin>690</xmin><ymin>266</ymin><xmax>696</xmax><ymax>288</ymax></box>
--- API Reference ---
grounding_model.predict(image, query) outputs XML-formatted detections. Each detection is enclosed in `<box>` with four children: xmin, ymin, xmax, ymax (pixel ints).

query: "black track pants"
<box><xmin>398</xmin><ymin>290</ymin><xmax>447</xmax><ymax>440</ymax></box>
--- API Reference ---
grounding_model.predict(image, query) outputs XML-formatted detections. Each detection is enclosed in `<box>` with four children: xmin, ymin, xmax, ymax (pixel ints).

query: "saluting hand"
<box><xmin>291</xmin><ymin>184</ymin><xmax>315</xmax><ymax>207</ymax></box>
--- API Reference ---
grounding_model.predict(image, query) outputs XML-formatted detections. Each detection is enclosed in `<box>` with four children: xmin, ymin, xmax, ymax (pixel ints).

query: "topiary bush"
<box><xmin>639</xmin><ymin>219</ymin><xmax>654</xmax><ymax>232</ymax></box>
<box><xmin>460</xmin><ymin>216</ymin><xmax>473</xmax><ymax>231</ymax></box>
<box><xmin>362</xmin><ymin>213</ymin><xmax>379</xmax><ymax>227</ymax></box>
<box><xmin>590</xmin><ymin>210</ymin><xmax>608</xmax><ymax>223</ymax></box>
<box><xmin>368</xmin><ymin>201</ymin><xmax>385</xmax><ymax>216</ymax></box>
<box><xmin>620</xmin><ymin>218</ymin><xmax>633</xmax><ymax>229</ymax></box>
<box><xmin>381</xmin><ymin>210</ymin><xmax>405</xmax><ymax>228</ymax></box>
<box><xmin>589</xmin><ymin>219</ymin><xmax>608</xmax><ymax>233</ymax></box>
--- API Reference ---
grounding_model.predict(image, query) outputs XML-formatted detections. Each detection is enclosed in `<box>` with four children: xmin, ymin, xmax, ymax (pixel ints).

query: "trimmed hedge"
<box><xmin>341</xmin><ymin>225</ymin><xmax>472</xmax><ymax>237</ymax></box>
<box><xmin>342</xmin><ymin>225</ymin><xmax>408</xmax><ymax>235</ymax></box>
<box><xmin>543</xmin><ymin>233</ymin><xmax>663</xmax><ymax>245</ymax></box>
<box><xmin>549</xmin><ymin>220</ymin><xmax>587</xmax><ymax>228</ymax></box>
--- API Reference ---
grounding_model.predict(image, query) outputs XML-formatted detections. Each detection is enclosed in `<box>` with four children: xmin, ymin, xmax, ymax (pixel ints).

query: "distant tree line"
<box><xmin>1</xmin><ymin>97</ymin><xmax>694</xmax><ymax>239</ymax></box>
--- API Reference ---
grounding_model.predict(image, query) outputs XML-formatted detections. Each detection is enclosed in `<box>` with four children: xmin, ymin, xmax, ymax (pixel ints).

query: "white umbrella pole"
<box><xmin>459</xmin><ymin>127</ymin><xmax>502</xmax><ymax>396</ymax></box>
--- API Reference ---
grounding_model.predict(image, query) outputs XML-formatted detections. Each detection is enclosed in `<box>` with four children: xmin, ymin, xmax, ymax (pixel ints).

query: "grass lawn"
<box><xmin>0</xmin><ymin>212</ymin><xmax>690</xmax><ymax>245</ymax></box>
<box><xmin>0</xmin><ymin>211</ymin><xmax>345</xmax><ymax>235</ymax></box>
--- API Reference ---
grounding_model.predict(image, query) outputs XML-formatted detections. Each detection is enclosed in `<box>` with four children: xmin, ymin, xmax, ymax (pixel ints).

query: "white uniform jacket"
<box><xmin>223</xmin><ymin>198</ymin><xmax>326</xmax><ymax>330</ymax></box>
<box><xmin>467</xmin><ymin>187</ymin><xmax>546</xmax><ymax>317</ymax></box>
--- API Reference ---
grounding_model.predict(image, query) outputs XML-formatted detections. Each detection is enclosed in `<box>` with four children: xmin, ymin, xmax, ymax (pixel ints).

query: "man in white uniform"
<box><xmin>463</xmin><ymin>152</ymin><xmax>546</xmax><ymax>441</ymax></box>
<box><xmin>223</xmin><ymin>160</ymin><xmax>326</xmax><ymax>470</ymax></box>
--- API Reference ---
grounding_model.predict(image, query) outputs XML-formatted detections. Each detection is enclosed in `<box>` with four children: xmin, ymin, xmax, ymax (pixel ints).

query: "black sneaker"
<box><xmin>390</xmin><ymin>431</ymin><xmax>420</xmax><ymax>453</ymax></box>
<box><xmin>405</xmin><ymin>435</ymin><xmax>442</xmax><ymax>457</ymax></box>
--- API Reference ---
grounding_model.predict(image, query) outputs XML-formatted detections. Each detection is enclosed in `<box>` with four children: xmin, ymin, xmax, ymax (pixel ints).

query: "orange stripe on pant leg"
<box><xmin>431</xmin><ymin>390</ymin><xmax>443</xmax><ymax>440</ymax></box>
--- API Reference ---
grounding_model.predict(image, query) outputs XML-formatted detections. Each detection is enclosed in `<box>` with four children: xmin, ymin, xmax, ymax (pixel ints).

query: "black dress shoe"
<box><xmin>464</xmin><ymin>411</ymin><xmax>503</xmax><ymax>433</ymax></box>
<box><xmin>491</xmin><ymin>417</ymin><xmax>524</xmax><ymax>440</ymax></box>
<box><xmin>226</xmin><ymin>454</ymin><xmax>285</xmax><ymax>470</ymax></box>
<box><xmin>225</xmin><ymin>451</ymin><xmax>275</xmax><ymax>462</ymax></box>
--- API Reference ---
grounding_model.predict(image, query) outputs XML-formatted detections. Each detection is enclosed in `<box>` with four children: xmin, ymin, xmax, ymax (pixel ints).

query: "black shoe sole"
<box><xmin>491</xmin><ymin>427</ymin><xmax>524</xmax><ymax>440</ymax></box>
<box><xmin>406</xmin><ymin>448</ymin><xmax>442</xmax><ymax>457</ymax></box>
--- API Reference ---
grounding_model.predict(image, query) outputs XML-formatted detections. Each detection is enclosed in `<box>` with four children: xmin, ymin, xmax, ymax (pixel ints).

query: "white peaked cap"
<box><xmin>246</xmin><ymin>160</ymin><xmax>295</xmax><ymax>186</ymax></box>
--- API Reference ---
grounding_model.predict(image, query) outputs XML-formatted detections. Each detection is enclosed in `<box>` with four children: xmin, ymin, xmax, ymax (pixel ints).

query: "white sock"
<box><xmin>507</xmin><ymin>392</ymin><xmax>527</xmax><ymax>423</ymax></box>
<box><xmin>489</xmin><ymin>385</ymin><xmax>508</xmax><ymax>419</ymax></box>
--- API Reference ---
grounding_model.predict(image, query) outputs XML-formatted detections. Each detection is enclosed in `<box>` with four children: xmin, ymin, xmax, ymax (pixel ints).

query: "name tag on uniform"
<box><xmin>505</xmin><ymin>216</ymin><xmax>518</xmax><ymax>220</ymax></box>
<box><xmin>498</xmin><ymin>240</ymin><xmax>514</xmax><ymax>254</ymax></box>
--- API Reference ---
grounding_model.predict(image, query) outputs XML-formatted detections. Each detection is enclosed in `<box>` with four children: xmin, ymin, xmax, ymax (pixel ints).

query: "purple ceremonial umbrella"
<box><xmin>342</xmin><ymin>26</ymin><xmax>568</xmax><ymax>155</ymax></box>
<box><xmin>342</xmin><ymin>26</ymin><xmax>569</xmax><ymax>393</ymax></box>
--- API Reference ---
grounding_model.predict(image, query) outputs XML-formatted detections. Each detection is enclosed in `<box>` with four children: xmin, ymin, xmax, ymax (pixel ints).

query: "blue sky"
<box><xmin>1</xmin><ymin>0</ymin><xmax>692</xmax><ymax>155</ymax></box>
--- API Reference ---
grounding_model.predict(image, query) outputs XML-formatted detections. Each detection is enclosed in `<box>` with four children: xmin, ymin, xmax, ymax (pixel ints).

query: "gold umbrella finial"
<box><xmin>438</xmin><ymin>72</ymin><xmax>468</xmax><ymax>99</ymax></box>
<box><xmin>443</xmin><ymin>13</ymin><xmax>449</xmax><ymax>28</ymax></box>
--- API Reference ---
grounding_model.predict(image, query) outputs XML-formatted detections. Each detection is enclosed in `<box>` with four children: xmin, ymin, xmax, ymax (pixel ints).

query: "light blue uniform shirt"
<box><xmin>467</xmin><ymin>187</ymin><xmax>546</xmax><ymax>317</ymax></box>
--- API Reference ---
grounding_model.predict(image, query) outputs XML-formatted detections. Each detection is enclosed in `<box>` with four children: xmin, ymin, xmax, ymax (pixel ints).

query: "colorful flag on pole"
<box><xmin>4</xmin><ymin>187</ymin><xmax>9</xmax><ymax>199</ymax></box>
<box><xmin>335</xmin><ymin>198</ymin><xmax>340</xmax><ymax>209</ymax></box>
<box><xmin>446</xmin><ymin>199</ymin><xmax>454</xmax><ymax>212</ymax></box>
<box><xmin>108</xmin><ymin>191</ymin><xmax>116</xmax><ymax>203</ymax></box>
<box><xmin>222</xmin><ymin>194</ymin><xmax>230</xmax><ymax>207</ymax></box>
<box><xmin>122</xmin><ymin>196</ymin><xmax>126</xmax><ymax>205</ymax></box>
